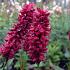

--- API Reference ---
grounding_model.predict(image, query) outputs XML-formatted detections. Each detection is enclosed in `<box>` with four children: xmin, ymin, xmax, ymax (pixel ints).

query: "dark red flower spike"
<box><xmin>0</xmin><ymin>3</ymin><xmax>51</xmax><ymax>63</ymax></box>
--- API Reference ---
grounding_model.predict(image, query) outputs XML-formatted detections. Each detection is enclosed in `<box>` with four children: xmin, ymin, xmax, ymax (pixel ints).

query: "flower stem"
<box><xmin>37</xmin><ymin>64</ymin><xmax>39</xmax><ymax>70</ymax></box>
<box><xmin>19</xmin><ymin>51</ymin><xmax>24</xmax><ymax>70</ymax></box>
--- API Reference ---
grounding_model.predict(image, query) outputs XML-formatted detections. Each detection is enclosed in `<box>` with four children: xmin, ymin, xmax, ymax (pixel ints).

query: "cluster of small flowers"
<box><xmin>0</xmin><ymin>3</ymin><xmax>51</xmax><ymax>63</ymax></box>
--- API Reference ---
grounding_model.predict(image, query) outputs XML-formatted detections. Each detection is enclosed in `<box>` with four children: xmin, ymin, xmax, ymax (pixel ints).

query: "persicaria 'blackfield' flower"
<box><xmin>0</xmin><ymin>3</ymin><xmax>51</xmax><ymax>63</ymax></box>
<box><xmin>68</xmin><ymin>31</ymin><xmax>70</xmax><ymax>40</ymax></box>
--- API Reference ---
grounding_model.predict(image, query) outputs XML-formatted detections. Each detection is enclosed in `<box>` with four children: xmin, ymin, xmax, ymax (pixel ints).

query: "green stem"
<box><xmin>37</xmin><ymin>64</ymin><xmax>39</xmax><ymax>70</ymax></box>
<box><xmin>20</xmin><ymin>52</ymin><xmax>24</xmax><ymax>70</ymax></box>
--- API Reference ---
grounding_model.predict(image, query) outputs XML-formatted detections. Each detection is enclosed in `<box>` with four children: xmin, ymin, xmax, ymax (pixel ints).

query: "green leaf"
<box><xmin>39</xmin><ymin>62</ymin><xmax>45</xmax><ymax>67</ymax></box>
<box><xmin>14</xmin><ymin>61</ymin><xmax>20</xmax><ymax>68</ymax></box>
<box><xmin>7</xmin><ymin>58</ymin><xmax>14</xmax><ymax>66</ymax></box>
